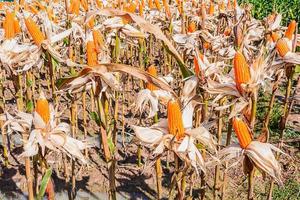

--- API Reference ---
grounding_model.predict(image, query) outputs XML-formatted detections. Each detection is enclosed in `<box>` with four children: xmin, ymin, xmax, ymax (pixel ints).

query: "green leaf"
<box><xmin>37</xmin><ymin>168</ymin><xmax>52</xmax><ymax>200</ymax></box>
<box><xmin>163</xmin><ymin>43</ymin><xmax>194</xmax><ymax>78</ymax></box>
<box><xmin>295</xmin><ymin>65</ymin><xmax>300</xmax><ymax>74</ymax></box>
<box><xmin>107</xmin><ymin>137</ymin><xmax>115</xmax><ymax>153</ymax></box>
<box><xmin>69</xmin><ymin>68</ymin><xmax>78</xmax><ymax>76</ymax></box>
<box><xmin>90</xmin><ymin>111</ymin><xmax>100</xmax><ymax>126</ymax></box>
<box><xmin>26</xmin><ymin>100</ymin><xmax>34</xmax><ymax>112</ymax></box>
<box><xmin>26</xmin><ymin>79</ymin><xmax>33</xmax><ymax>87</ymax></box>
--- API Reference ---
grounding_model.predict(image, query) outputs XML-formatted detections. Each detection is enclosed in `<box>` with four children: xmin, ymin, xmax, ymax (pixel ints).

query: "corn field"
<box><xmin>0</xmin><ymin>0</ymin><xmax>299</xmax><ymax>200</ymax></box>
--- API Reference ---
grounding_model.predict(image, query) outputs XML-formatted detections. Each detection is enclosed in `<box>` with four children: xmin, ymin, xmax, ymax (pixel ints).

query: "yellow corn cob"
<box><xmin>193</xmin><ymin>52</ymin><xmax>204</xmax><ymax>76</ymax></box>
<box><xmin>233</xmin><ymin>52</ymin><xmax>251</xmax><ymax>94</ymax></box>
<box><xmin>13</xmin><ymin>18</ymin><xmax>21</xmax><ymax>34</ymax></box>
<box><xmin>80</xmin><ymin>0</ymin><xmax>88</xmax><ymax>11</ymax></box>
<box><xmin>87</xmin><ymin>40</ymin><xmax>98</xmax><ymax>66</ymax></box>
<box><xmin>162</xmin><ymin>0</ymin><xmax>171</xmax><ymax>18</ymax></box>
<box><xmin>4</xmin><ymin>11</ymin><xmax>15</xmax><ymax>39</ymax></box>
<box><xmin>208</xmin><ymin>1</ymin><xmax>214</xmax><ymax>15</ymax></box>
<box><xmin>233</xmin><ymin>117</ymin><xmax>252</xmax><ymax>149</ymax></box>
<box><xmin>148</xmin><ymin>0</ymin><xmax>153</xmax><ymax>9</ymax></box>
<box><xmin>271</xmin><ymin>32</ymin><xmax>280</xmax><ymax>42</ymax></box>
<box><xmin>285</xmin><ymin>20</ymin><xmax>296</xmax><ymax>40</ymax></box>
<box><xmin>70</xmin><ymin>0</ymin><xmax>80</xmax><ymax>15</ymax></box>
<box><xmin>167</xmin><ymin>100</ymin><xmax>185</xmax><ymax>140</ymax></box>
<box><xmin>219</xmin><ymin>1</ymin><xmax>225</xmax><ymax>12</ymax></box>
<box><xmin>93</xmin><ymin>30</ymin><xmax>105</xmax><ymax>53</ymax></box>
<box><xmin>154</xmin><ymin>0</ymin><xmax>161</xmax><ymax>11</ymax></box>
<box><xmin>95</xmin><ymin>0</ymin><xmax>103</xmax><ymax>8</ymax></box>
<box><xmin>36</xmin><ymin>92</ymin><xmax>50</xmax><ymax>124</ymax></box>
<box><xmin>276</xmin><ymin>38</ymin><xmax>290</xmax><ymax>57</ymax></box>
<box><xmin>146</xmin><ymin>65</ymin><xmax>158</xmax><ymax>91</ymax></box>
<box><xmin>188</xmin><ymin>21</ymin><xmax>196</xmax><ymax>33</ymax></box>
<box><xmin>227</xmin><ymin>0</ymin><xmax>232</xmax><ymax>10</ymax></box>
<box><xmin>25</xmin><ymin>17</ymin><xmax>45</xmax><ymax>46</ymax></box>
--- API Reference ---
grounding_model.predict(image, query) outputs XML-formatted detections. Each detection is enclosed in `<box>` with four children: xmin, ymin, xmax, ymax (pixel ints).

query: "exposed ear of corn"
<box><xmin>193</xmin><ymin>52</ymin><xmax>204</xmax><ymax>76</ymax></box>
<box><xmin>36</xmin><ymin>91</ymin><xmax>50</xmax><ymax>124</ymax></box>
<box><xmin>80</xmin><ymin>0</ymin><xmax>89</xmax><ymax>11</ymax></box>
<box><xmin>285</xmin><ymin>20</ymin><xmax>296</xmax><ymax>40</ymax></box>
<box><xmin>87</xmin><ymin>40</ymin><xmax>98</xmax><ymax>66</ymax></box>
<box><xmin>146</xmin><ymin>65</ymin><xmax>158</xmax><ymax>91</ymax></box>
<box><xmin>92</xmin><ymin>30</ymin><xmax>105</xmax><ymax>53</ymax></box>
<box><xmin>4</xmin><ymin>11</ymin><xmax>15</xmax><ymax>39</ymax></box>
<box><xmin>188</xmin><ymin>21</ymin><xmax>196</xmax><ymax>33</ymax></box>
<box><xmin>167</xmin><ymin>100</ymin><xmax>185</xmax><ymax>140</ymax></box>
<box><xmin>154</xmin><ymin>0</ymin><xmax>161</xmax><ymax>11</ymax></box>
<box><xmin>227</xmin><ymin>0</ymin><xmax>232</xmax><ymax>10</ymax></box>
<box><xmin>25</xmin><ymin>16</ymin><xmax>45</xmax><ymax>46</ymax></box>
<box><xmin>208</xmin><ymin>1</ymin><xmax>214</xmax><ymax>15</ymax></box>
<box><xmin>162</xmin><ymin>0</ymin><xmax>171</xmax><ymax>18</ymax></box>
<box><xmin>232</xmin><ymin>117</ymin><xmax>252</xmax><ymax>149</ymax></box>
<box><xmin>233</xmin><ymin>52</ymin><xmax>251</xmax><ymax>94</ymax></box>
<box><xmin>271</xmin><ymin>32</ymin><xmax>280</xmax><ymax>42</ymax></box>
<box><xmin>276</xmin><ymin>38</ymin><xmax>290</xmax><ymax>57</ymax></box>
<box><xmin>70</xmin><ymin>0</ymin><xmax>80</xmax><ymax>15</ymax></box>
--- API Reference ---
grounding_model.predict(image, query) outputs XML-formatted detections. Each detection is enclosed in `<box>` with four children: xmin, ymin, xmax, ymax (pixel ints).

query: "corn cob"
<box><xmin>4</xmin><ymin>11</ymin><xmax>15</xmax><ymax>39</ymax></box>
<box><xmin>276</xmin><ymin>38</ymin><xmax>290</xmax><ymax>57</ymax></box>
<box><xmin>167</xmin><ymin>99</ymin><xmax>185</xmax><ymax>140</ymax></box>
<box><xmin>285</xmin><ymin>20</ymin><xmax>296</xmax><ymax>40</ymax></box>
<box><xmin>25</xmin><ymin>16</ymin><xmax>45</xmax><ymax>46</ymax></box>
<box><xmin>232</xmin><ymin>117</ymin><xmax>252</xmax><ymax>149</ymax></box>
<box><xmin>233</xmin><ymin>52</ymin><xmax>251</xmax><ymax>94</ymax></box>
<box><xmin>36</xmin><ymin>92</ymin><xmax>50</xmax><ymax>124</ymax></box>
<box><xmin>146</xmin><ymin>65</ymin><xmax>158</xmax><ymax>91</ymax></box>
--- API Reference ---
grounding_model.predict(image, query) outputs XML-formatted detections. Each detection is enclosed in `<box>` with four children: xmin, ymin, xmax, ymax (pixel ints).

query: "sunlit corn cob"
<box><xmin>87</xmin><ymin>16</ymin><xmax>95</xmax><ymax>29</ymax></box>
<box><xmin>13</xmin><ymin>18</ymin><xmax>21</xmax><ymax>34</ymax></box>
<box><xmin>80</xmin><ymin>0</ymin><xmax>88</xmax><ymax>11</ymax></box>
<box><xmin>193</xmin><ymin>52</ymin><xmax>204</xmax><ymax>76</ymax></box>
<box><xmin>36</xmin><ymin>92</ymin><xmax>50</xmax><ymax>124</ymax></box>
<box><xmin>187</xmin><ymin>21</ymin><xmax>196</xmax><ymax>33</ymax></box>
<box><xmin>271</xmin><ymin>32</ymin><xmax>280</xmax><ymax>42</ymax></box>
<box><xmin>162</xmin><ymin>0</ymin><xmax>171</xmax><ymax>18</ymax></box>
<box><xmin>167</xmin><ymin>99</ymin><xmax>185</xmax><ymax>140</ymax></box>
<box><xmin>3</xmin><ymin>11</ymin><xmax>15</xmax><ymax>39</ymax></box>
<box><xmin>95</xmin><ymin>0</ymin><xmax>103</xmax><ymax>8</ymax></box>
<box><xmin>87</xmin><ymin>40</ymin><xmax>98</xmax><ymax>66</ymax></box>
<box><xmin>148</xmin><ymin>0</ymin><xmax>153</xmax><ymax>9</ymax></box>
<box><xmin>275</xmin><ymin>38</ymin><xmax>290</xmax><ymax>57</ymax></box>
<box><xmin>227</xmin><ymin>0</ymin><xmax>232</xmax><ymax>10</ymax></box>
<box><xmin>92</xmin><ymin>30</ymin><xmax>105</xmax><ymax>53</ymax></box>
<box><xmin>219</xmin><ymin>1</ymin><xmax>225</xmax><ymax>12</ymax></box>
<box><xmin>124</xmin><ymin>2</ymin><xmax>137</xmax><ymax>13</ymax></box>
<box><xmin>25</xmin><ymin>16</ymin><xmax>45</xmax><ymax>46</ymax></box>
<box><xmin>146</xmin><ymin>65</ymin><xmax>158</xmax><ymax>91</ymax></box>
<box><xmin>154</xmin><ymin>0</ymin><xmax>161</xmax><ymax>11</ymax></box>
<box><xmin>233</xmin><ymin>0</ymin><xmax>238</xmax><ymax>8</ymax></box>
<box><xmin>70</xmin><ymin>0</ymin><xmax>80</xmax><ymax>15</ymax></box>
<box><xmin>28</xmin><ymin>5</ymin><xmax>39</xmax><ymax>14</ymax></box>
<box><xmin>208</xmin><ymin>1</ymin><xmax>214</xmax><ymax>15</ymax></box>
<box><xmin>285</xmin><ymin>20</ymin><xmax>296</xmax><ymax>40</ymax></box>
<box><xmin>233</xmin><ymin>52</ymin><xmax>251</xmax><ymax>94</ymax></box>
<box><xmin>232</xmin><ymin>117</ymin><xmax>252</xmax><ymax>149</ymax></box>
<box><xmin>139</xmin><ymin>2</ymin><xmax>144</xmax><ymax>16</ymax></box>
